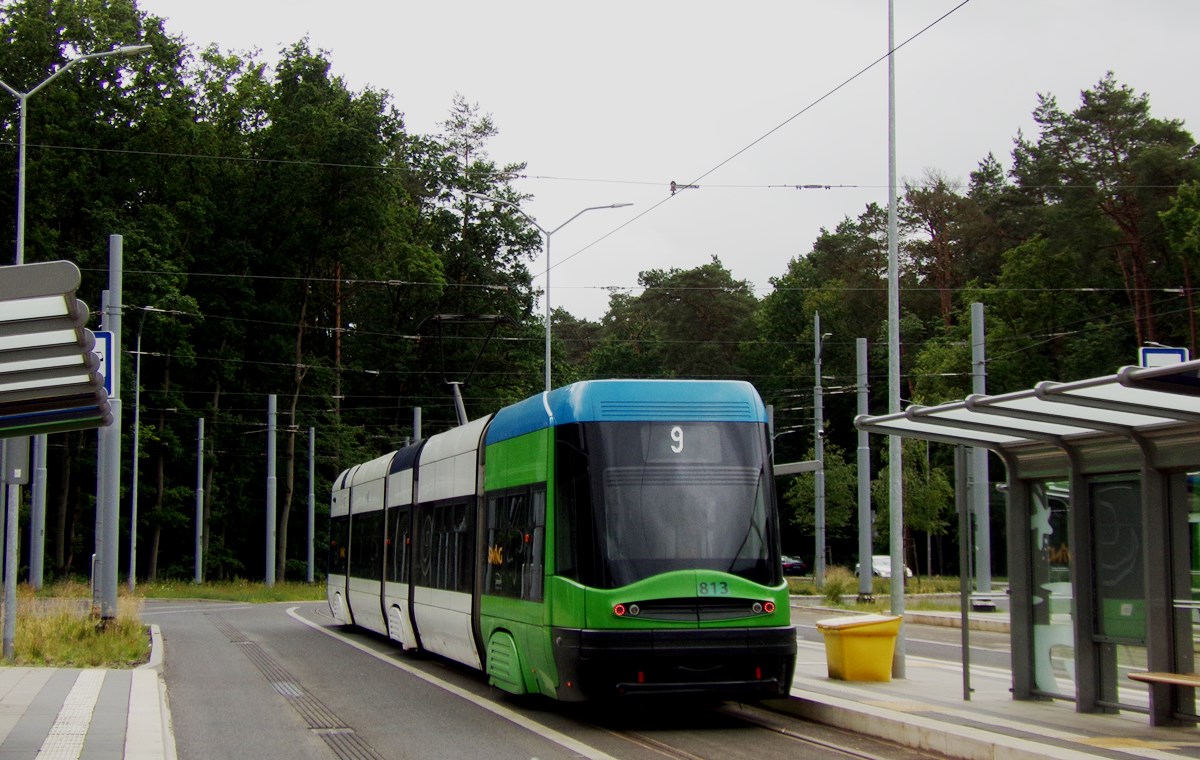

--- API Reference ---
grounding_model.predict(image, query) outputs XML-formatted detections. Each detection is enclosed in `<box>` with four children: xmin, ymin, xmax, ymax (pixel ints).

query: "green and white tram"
<box><xmin>328</xmin><ymin>379</ymin><xmax>797</xmax><ymax>701</ymax></box>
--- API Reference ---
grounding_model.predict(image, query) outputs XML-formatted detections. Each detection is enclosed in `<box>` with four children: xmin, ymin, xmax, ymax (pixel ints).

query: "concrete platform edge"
<box><xmin>772</xmin><ymin>689</ymin><xmax>1101</xmax><ymax>760</ymax></box>
<box><xmin>904</xmin><ymin>611</ymin><xmax>1011</xmax><ymax>633</ymax></box>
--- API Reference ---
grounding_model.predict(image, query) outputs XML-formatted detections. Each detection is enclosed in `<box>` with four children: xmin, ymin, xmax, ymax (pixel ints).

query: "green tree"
<box><xmin>870</xmin><ymin>439</ymin><xmax>954</xmax><ymax>563</ymax></box>
<box><xmin>245</xmin><ymin>40</ymin><xmax>427</xmax><ymax>580</ymax></box>
<box><xmin>782</xmin><ymin>441</ymin><xmax>857</xmax><ymax>539</ymax></box>
<box><xmin>550</xmin><ymin>307</ymin><xmax>603</xmax><ymax>386</ymax></box>
<box><xmin>0</xmin><ymin>0</ymin><xmax>212</xmax><ymax>579</ymax></box>
<box><xmin>753</xmin><ymin>205</ymin><xmax>889</xmax><ymax>410</ymax></box>
<box><xmin>585</xmin><ymin>290</ymin><xmax>665</xmax><ymax>379</ymax></box>
<box><xmin>411</xmin><ymin>95</ymin><xmax>543</xmax><ymax>421</ymax></box>
<box><xmin>1161</xmin><ymin>180</ymin><xmax>1200</xmax><ymax>355</ymax></box>
<box><xmin>588</xmin><ymin>257</ymin><xmax>758</xmax><ymax>380</ymax></box>
<box><xmin>1010</xmin><ymin>73</ymin><xmax>1199</xmax><ymax>349</ymax></box>
<box><xmin>0</xmin><ymin>2</ymin><xmax>561</xmax><ymax>582</ymax></box>
<box><xmin>902</xmin><ymin>170</ymin><xmax>993</xmax><ymax>328</ymax></box>
<box><xmin>753</xmin><ymin>203</ymin><xmax>933</xmax><ymax>466</ymax></box>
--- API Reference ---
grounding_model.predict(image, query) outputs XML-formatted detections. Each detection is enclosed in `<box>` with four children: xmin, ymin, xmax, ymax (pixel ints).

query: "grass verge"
<box><xmin>9</xmin><ymin>578</ymin><xmax>326</xmax><ymax>668</ymax></box>
<box><xmin>16</xmin><ymin>583</ymin><xmax>147</xmax><ymax>668</ymax></box>
<box><xmin>786</xmin><ymin>570</ymin><xmax>970</xmax><ymax>597</ymax></box>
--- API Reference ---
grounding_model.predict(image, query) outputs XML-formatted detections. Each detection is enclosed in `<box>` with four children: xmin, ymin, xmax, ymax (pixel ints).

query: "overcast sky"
<box><xmin>137</xmin><ymin>1</ymin><xmax>1200</xmax><ymax>322</ymax></box>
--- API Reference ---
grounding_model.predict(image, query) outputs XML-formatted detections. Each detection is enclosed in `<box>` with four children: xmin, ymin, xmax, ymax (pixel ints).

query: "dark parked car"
<box><xmin>781</xmin><ymin>555</ymin><xmax>808</xmax><ymax>575</ymax></box>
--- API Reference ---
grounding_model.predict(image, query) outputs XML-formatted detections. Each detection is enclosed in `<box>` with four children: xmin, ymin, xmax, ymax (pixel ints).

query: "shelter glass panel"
<box><xmin>1031</xmin><ymin>481</ymin><xmax>1075</xmax><ymax>699</ymax></box>
<box><xmin>1168</xmin><ymin>472</ymin><xmax>1200</xmax><ymax>720</ymax></box>
<box><xmin>1089</xmin><ymin>477</ymin><xmax>1147</xmax><ymax>711</ymax></box>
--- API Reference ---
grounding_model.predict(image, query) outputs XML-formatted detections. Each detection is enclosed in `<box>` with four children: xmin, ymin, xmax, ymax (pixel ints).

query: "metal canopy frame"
<box><xmin>0</xmin><ymin>260</ymin><xmax>110</xmax><ymax>438</ymax></box>
<box><xmin>855</xmin><ymin>360</ymin><xmax>1200</xmax><ymax>462</ymax></box>
<box><xmin>854</xmin><ymin>359</ymin><xmax>1200</xmax><ymax>726</ymax></box>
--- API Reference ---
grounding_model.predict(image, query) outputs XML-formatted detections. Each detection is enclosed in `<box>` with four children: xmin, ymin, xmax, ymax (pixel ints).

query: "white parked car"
<box><xmin>855</xmin><ymin>554</ymin><xmax>913</xmax><ymax>579</ymax></box>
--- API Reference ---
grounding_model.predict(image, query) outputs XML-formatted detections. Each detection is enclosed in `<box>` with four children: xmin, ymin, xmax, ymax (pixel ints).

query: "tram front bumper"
<box><xmin>550</xmin><ymin>626</ymin><xmax>797</xmax><ymax>701</ymax></box>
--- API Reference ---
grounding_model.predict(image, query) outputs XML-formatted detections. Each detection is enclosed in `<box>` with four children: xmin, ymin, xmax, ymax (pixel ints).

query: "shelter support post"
<box><xmin>1004</xmin><ymin>460</ymin><xmax>1035</xmax><ymax>700</ymax></box>
<box><xmin>1142</xmin><ymin>463</ymin><xmax>1174</xmax><ymax>725</ymax></box>
<box><xmin>1066</xmin><ymin>451</ymin><xmax>1103</xmax><ymax>714</ymax></box>
<box><xmin>955</xmin><ymin>446</ymin><xmax>972</xmax><ymax>700</ymax></box>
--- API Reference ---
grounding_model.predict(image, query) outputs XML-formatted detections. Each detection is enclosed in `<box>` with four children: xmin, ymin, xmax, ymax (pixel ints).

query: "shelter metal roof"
<box><xmin>0</xmin><ymin>260</ymin><xmax>111</xmax><ymax>438</ymax></box>
<box><xmin>854</xmin><ymin>359</ymin><xmax>1200</xmax><ymax>458</ymax></box>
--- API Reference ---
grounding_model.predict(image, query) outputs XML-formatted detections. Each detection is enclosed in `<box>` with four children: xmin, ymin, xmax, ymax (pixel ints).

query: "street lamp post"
<box><xmin>814</xmin><ymin>313</ymin><xmax>831</xmax><ymax>588</ymax></box>
<box><xmin>0</xmin><ymin>44</ymin><xmax>152</xmax><ymax>267</ymax></box>
<box><xmin>464</xmin><ymin>191</ymin><xmax>631</xmax><ymax>392</ymax></box>
<box><xmin>0</xmin><ymin>42</ymin><xmax>151</xmax><ymax>642</ymax></box>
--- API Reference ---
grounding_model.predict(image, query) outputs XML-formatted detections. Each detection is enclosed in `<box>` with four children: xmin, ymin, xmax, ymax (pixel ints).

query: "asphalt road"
<box><xmin>144</xmin><ymin>599</ymin><xmax>954</xmax><ymax>760</ymax></box>
<box><xmin>146</xmin><ymin>600</ymin><xmax>595</xmax><ymax>759</ymax></box>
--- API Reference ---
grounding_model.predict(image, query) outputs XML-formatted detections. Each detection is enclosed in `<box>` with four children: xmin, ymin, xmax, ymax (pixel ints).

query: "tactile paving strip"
<box><xmin>209</xmin><ymin>614</ymin><xmax>387</xmax><ymax>760</ymax></box>
<box><xmin>36</xmin><ymin>669</ymin><xmax>104</xmax><ymax>760</ymax></box>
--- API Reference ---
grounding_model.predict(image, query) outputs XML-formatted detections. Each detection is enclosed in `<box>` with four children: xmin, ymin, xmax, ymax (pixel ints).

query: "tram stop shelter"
<box><xmin>855</xmin><ymin>360</ymin><xmax>1200</xmax><ymax>727</ymax></box>
<box><xmin>0</xmin><ymin>260</ymin><xmax>110</xmax><ymax>444</ymax></box>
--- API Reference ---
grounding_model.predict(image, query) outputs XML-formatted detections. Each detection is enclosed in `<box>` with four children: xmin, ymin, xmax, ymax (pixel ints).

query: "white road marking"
<box><xmin>141</xmin><ymin>604</ymin><xmax>257</xmax><ymax>616</ymax></box>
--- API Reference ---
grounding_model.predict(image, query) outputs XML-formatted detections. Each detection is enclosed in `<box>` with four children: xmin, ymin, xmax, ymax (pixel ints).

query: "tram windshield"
<box><xmin>554</xmin><ymin>421</ymin><xmax>780</xmax><ymax>589</ymax></box>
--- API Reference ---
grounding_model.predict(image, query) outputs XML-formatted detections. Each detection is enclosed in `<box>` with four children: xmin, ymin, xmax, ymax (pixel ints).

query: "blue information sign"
<box><xmin>94</xmin><ymin>330</ymin><xmax>113</xmax><ymax>396</ymax></box>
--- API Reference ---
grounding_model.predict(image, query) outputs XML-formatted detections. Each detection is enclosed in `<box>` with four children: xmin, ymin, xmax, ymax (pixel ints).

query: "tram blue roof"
<box><xmin>485</xmin><ymin>379</ymin><xmax>767</xmax><ymax>444</ymax></box>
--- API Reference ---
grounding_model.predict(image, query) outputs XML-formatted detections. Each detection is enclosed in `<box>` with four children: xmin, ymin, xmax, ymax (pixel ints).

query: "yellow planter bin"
<box><xmin>815</xmin><ymin>614</ymin><xmax>902</xmax><ymax>682</ymax></box>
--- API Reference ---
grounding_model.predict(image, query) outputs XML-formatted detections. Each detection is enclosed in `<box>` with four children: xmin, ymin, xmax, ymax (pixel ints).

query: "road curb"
<box><xmin>138</xmin><ymin>623</ymin><xmax>165</xmax><ymax>672</ymax></box>
<box><xmin>133</xmin><ymin>623</ymin><xmax>177</xmax><ymax>760</ymax></box>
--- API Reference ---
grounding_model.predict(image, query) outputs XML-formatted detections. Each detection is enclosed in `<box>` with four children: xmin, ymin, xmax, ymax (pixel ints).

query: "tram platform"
<box><xmin>0</xmin><ymin>625</ymin><xmax>175</xmax><ymax>759</ymax></box>
<box><xmin>778</xmin><ymin>606</ymin><xmax>1200</xmax><ymax>760</ymax></box>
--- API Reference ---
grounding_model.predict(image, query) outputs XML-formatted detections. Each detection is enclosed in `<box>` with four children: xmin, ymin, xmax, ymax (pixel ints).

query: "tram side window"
<box><xmin>349</xmin><ymin>511</ymin><xmax>384</xmax><ymax>580</ymax></box>
<box><xmin>450</xmin><ymin>501</ymin><xmax>474</xmax><ymax>593</ymax></box>
<box><xmin>413</xmin><ymin>502</ymin><xmax>474</xmax><ymax>593</ymax></box>
<box><xmin>329</xmin><ymin>515</ymin><xmax>349</xmax><ymax>575</ymax></box>
<box><xmin>529</xmin><ymin>490</ymin><xmax>545</xmax><ymax>600</ymax></box>
<box><xmin>486</xmin><ymin>487</ymin><xmax>546</xmax><ymax>601</ymax></box>
<box><xmin>387</xmin><ymin>507</ymin><xmax>411</xmax><ymax>583</ymax></box>
<box><xmin>555</xmin><ymin>425</ymin><xmax>595</xmax><ymax>584</ymax></box>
